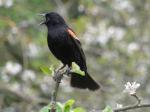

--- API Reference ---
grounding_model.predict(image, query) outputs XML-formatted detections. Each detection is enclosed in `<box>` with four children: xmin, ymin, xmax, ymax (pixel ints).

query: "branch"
<box><xmin>114</xmin><ymin>104</ymin><xmax>150</xmax><ymax>112</ymax></box>
<box><xmin>132</xmin><ymin>94</ymin><xmax>141</xmax><ymax>105</ymax></box>
<box><xmin>50</xmin><ymin>71</ymin><xmax>62</xmax><ymax>112</ymax></box>
<box><xmin>114</xmin><ymin>94</ymin><xmax>150</xmax><ymax>112</ymax></box>
<box><xmin>50</xmin><ymin>68</ymin><xmax>70</xmax><ymax>112</ymax></box>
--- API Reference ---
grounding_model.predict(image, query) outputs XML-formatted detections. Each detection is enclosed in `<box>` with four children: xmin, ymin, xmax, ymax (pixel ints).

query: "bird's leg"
<box><xmin>54</xmin><ymin>64</ymin><xmax>66</xmax><ymax>75</ymax></box>
<box><xmin>53</xmin><ymin>71</ymin><xmax>63</xmax><ymax>83</ymax></box>
<box><xmin>56</xmin><ymin>64</ymin><xmax>66</xmax><ymax>72</ymax></box>
<box><xmin>53</xmin><ymin>64</ymin><xmax>66</xmax><ymax>83</ymax></box>
<box><xmin>65</xmin><ymin>66</ymin><xmax>72</xmax><ymax>76</ymax></box>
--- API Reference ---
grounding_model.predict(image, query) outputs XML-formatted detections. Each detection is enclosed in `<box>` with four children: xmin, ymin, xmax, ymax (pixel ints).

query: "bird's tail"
<box><xmin>70</xmin><ymin>72</ymin><xmax>100</xmax><ymax>91</ymax></box>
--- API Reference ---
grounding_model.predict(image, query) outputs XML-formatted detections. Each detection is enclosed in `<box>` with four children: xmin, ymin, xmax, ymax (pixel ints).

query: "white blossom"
<box><xmin>127</xmin><ymin>18</ymin><xmax>137</xmax><ymax>26</ymax></box>
<box><xmin>11</xmin><ymin>83</ymin><xmax>20</xmax><ymax>91</ymax></box>
<box><xmin>5</xmin><ymin>0</ymin><xmax>13</xmax><ymax>8</ymax></box>
<box><xmin>123</xmin><ymin>82</ymin><xmax>140</xmax><ymax>95</ymax></box>
<box><xmin>0</xmin><ymin>0</ymin><xmax>14</xmax><ymax>8</ymax></box>
<box><xmin>116</xmin><ymin>103</ymin><xmax>123</xmax><ymax>109</ymax></box>
<box><xmin>108</xmin><ymin>26</ymin><xmax>125</xmax><ymax>40</ymax></box>
<box><xmin>127</xmin><ymin>42</ymin><xmax>139</xmax><ymax>54</ymax></box>
<box><xmin>26</xmin><ymin>43</ymin><xmax>39</xmax><ymax>58</ymax></box>
<box><xmin>78</xmin><ymin>5</ymin><xmax>85</xmax><ymax>12</ymax></box>
<box><xmin>22</xmin><ymin>69</ymin><xmax>36</xmax><ymax>81</ymax></box>
<box><xmin>11</xmin><ymin>26</ymin><xmax>18</xmax><ymax>34</ymax></box>
<box><xmin>0</xmin><ymin>0</ymin><xmax>2</xmax><ymax>6</ymax></box>
<box><xmin>4</xmin><ymin>61</ymin><xmax>22</xmax><ymax>75</ymax></box>
<box><xmin>1</xmin><ymin>73</ymin><xmax>10</xmax><ymax>82</ymax></box>
<box><xmin>113</xmin><ymin>0</ymin><xmax>134</xmax><ymax>12</ymax></box>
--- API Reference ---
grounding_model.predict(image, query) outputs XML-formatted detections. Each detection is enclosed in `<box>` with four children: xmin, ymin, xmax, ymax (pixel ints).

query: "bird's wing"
<box><xmin>67</xmin><ymin>28</ymin><xmax>81</xmax><ymax>44</ymax></box>
<box><xmin>66</xmin><ymin>28</ymin><xmax>87</xmax><ymax>71</ymax></box>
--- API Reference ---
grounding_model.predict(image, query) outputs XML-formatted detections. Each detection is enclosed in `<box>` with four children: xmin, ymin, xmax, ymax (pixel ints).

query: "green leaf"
<box><xmin>72</xmin><ymin>62</ymin><xmax>85</xmax><ymax>76</ymax></box>
<box><xmin>73</xmin><ymin>107</ymin><xmax>86</xmax><ymax>112</ymax></box>
<box><xmin>40</xmin><ymin>65</ymin><xmax>54</xmax><ymax>76</ymax></box>
<box><xmin>102</xmin><ymin>106</ymin><xmax>113</xmax><ymax>112</ymax></box>
<box><xmin>40</xmin><ymin>105</ymin><xmax>50</xmax><ymax>112</ymax></box>
<box><xmin>39</xmin><ymin>103</ymin><xmax>63</xmax><ymax>112</ymax></box>
<box><xmin>64</xmin><ymin>99</ymin><xmax>75</xmax><ymax>112</ymax></box>
<box><xmin>56</xmin><ymin>103</ymin><xmax>63</xmax><ymax>112</ymax></box>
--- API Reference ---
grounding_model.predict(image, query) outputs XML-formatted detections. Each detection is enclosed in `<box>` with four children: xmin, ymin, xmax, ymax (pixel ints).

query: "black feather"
<box><xmin>71</xmin><ymin>72</ymin><xmax>100</xmax><ymax>91</ymax></box>
<box><xmin>43</xmin><ymin>12</ymin><xmax>100</xmax><ymax>91</ymax></box>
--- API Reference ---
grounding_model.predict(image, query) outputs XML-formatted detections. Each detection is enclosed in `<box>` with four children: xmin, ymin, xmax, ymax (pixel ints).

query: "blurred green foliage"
<box><xmin>102</xmin><ymin>106</ymin><xmax>113</xmax><ymax>112</ymax></box>
<box><xmin>40</xmin><ymin>99</ymin><xmax>86</xmax><ymax>112</ymax></box>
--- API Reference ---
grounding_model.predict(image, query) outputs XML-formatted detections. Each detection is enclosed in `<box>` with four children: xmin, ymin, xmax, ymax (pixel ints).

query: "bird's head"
<box><xmin>39</xmin><ymin>12</ymin><xmax>66</xmax><ymax>27</ymax></box>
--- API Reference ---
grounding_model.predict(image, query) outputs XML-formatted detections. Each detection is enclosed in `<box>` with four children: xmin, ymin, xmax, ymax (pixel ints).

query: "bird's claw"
<box><xmin>53</xmin><ymin>66</ymin><xmax>71</xmax><ymax>82</ymax></box>
<box><xmin>53</xmin><ymin>71</ymin><xmax>63</xmax><ymax>83</ymax></box>
<box><xmin>65</xmin><ymin>67</ymin><xmax>71</xmax><ymax>76</ymax></box>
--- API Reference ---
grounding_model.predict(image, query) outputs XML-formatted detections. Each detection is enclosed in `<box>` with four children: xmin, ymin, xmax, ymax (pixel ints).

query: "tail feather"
<box><xmin>70</xmin><ymin>72</ymin><xmax>100</xmax><ymax>91</ymax></box>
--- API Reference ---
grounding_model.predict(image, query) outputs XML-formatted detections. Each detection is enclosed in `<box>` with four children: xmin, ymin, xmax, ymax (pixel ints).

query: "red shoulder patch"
<box><xmin>67</xmin><ymin>29</ymin><xmax>79</xmax><ymax>40</ymax></box>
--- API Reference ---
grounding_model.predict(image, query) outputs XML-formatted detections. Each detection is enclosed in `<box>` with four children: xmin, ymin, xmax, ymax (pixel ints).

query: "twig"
<box><xmin>114</xmin><ymin>94</ymin><xmax>150</xmax><ymax>112</ymax></box>
<box><xmin>132</xmin><ymin>94</ymin><xmax>141</xmax><ymax>105</ymax></box>
<box><xmin>50</xmin><ymin>71</ymin><xmax>62</xmax><ymax>112</ymax></box>
<box><xmin>114</xmin><ymin>104</ymin><xmax>150</xmax><ymax>112</ymax></box>
<box><xmin>50</xmin><ymin>69</ymin><xmax>70</xmax><ymax>112</ymax></box>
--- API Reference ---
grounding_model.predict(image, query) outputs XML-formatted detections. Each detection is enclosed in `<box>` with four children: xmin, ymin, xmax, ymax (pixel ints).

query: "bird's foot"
<box><xmin>65</xmin><ymin>67</ymin><xmax>72</xmax><ymax>76</ymax></box>
<box><xmin>53</xmin><ymin>66</ymin><xmax>71</xmax><ymax>82</ymax></box>
<box><xmin>53</xmin><ymin>71</ymin><xmax>63</xmax><ymax>83</ymax></box>
<box><xmin>56</xmin><ymin>64</ymin><xmax>66</xmax><ymax>72</ymax></box>
<box><xmin>53</xmin><ymin>65</ymin><xmax>66</xmax><ymax>82</ymax></box>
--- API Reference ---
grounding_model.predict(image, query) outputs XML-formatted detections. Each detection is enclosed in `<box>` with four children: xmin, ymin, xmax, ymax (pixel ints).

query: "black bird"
<box><xmin>40</xmin><ymin>12</ymin><xmax>100</xmax><ymax>91</ymax></box>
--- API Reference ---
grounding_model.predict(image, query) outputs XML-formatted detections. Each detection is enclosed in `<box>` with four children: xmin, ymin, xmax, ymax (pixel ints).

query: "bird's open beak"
<box><xmin>39</xmin><ymin>21</ymin><xmax>46</xmax><ymax>25</ymax></box>
<box><xmin>38</xmin><ymin>13</ymin><xmax>46</xmax><ymax>25</ymax></box>
<box><xmin>38</xmin><ymin>13</ymin><xmax>46</xmax><ymax>17</ymax></box>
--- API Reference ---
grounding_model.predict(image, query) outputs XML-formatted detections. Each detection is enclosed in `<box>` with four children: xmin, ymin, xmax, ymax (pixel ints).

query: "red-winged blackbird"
<box><xmin>40</xmin><ymin>12</ymin><xmax>100</xmax><ymax>91</ymax></box>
